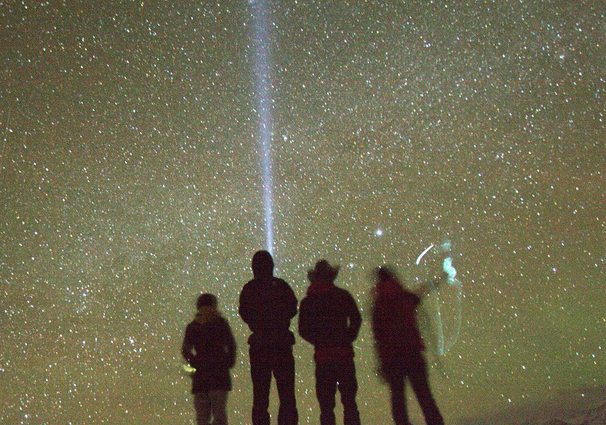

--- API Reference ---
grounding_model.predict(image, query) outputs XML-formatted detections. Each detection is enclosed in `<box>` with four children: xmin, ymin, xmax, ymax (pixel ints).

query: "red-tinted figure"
<box><xmin>371</xmin><ymin>266</ymin><xmax>445</xmax><ymax>425</ymax></box>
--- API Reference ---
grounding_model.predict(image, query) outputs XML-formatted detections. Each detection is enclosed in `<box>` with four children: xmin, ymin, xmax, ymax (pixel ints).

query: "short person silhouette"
<box><xmin>182</xmin><ymin>293</ymin><xmax>237</xmax><ymax>425</ymax></box>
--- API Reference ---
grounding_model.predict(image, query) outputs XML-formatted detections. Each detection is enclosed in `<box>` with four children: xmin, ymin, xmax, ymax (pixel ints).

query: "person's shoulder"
<box><xmin>402</xmin><ymin>289</ymin><xmax>420</xmax><ymax>302</ymax></box>
<box><xmin>299</xmin><ymin>294</ymin><xmax>313</xmax><ymax>308</ymax></box>
<box><xmin>217</xmin><ymin>315</ymin><xmax>231</xmax><ymax>326</ymax></box>
<box><xmin>215</xmin><ymin>316</ymin><xmax>233</xmax><ymax>331</ymax></box>
<box><xmin>334</xmin><ymin>285</ymin><xmax>351</xmax><ymax>295</ymax></box>
<box><xmin>185</xmin><ymin>320</ymin><xmax>200</xmax><ymax>334</ymax></box>
<box><xmin>273</xmin><ymin>277</ymin><xmax>292</xmax><ymax>289</ymax></box>
<box><xmin>241</xmin><ymin>278</ymin><xmax>258</xmax><ymax>293</ymax></box>
<box><xmin>334</xmin><ymin>285</ymin><xmax>355</xmax><ymax>299</ymax></box>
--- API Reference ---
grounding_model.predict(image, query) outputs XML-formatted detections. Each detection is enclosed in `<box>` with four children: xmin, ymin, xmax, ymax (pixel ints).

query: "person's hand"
<box><xmin>182</xmin><ymin>364</ymin><xmax>196</xmax><ymax>376</ymax></box>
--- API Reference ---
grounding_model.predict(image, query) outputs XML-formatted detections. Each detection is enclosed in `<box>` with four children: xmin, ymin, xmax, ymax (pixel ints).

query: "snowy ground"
<box><xmin>458</xmin><ymin>387</ymin><xmax>606</xmax><ymax>425</ymax></box>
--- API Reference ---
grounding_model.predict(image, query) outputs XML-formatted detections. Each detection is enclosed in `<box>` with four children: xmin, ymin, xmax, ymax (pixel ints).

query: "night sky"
<box><xmin>1</xmin><ymin>1</ymin><xmax>605</xmax><ymax>424</ymax></box>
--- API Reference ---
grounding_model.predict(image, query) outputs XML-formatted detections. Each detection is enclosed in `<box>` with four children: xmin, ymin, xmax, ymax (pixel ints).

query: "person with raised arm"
<box><xmin>371</xmin><ymin>266</ymin><xmax>445</xmax><ymax>425</ymax></box>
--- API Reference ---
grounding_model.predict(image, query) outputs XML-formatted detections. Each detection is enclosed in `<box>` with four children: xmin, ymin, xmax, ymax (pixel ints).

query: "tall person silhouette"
<box><xmin>371</xmin><ymin>266</ymin><xmax>445</xmax><ymax>425</ymax></box>
<box><xmin>239</xmin><ymin>251</ymin><xmax>299</xmax><ymax>425</ymax></box>
<box><xmin>299</xmin><ymin>260</ymin><xmax>362</xmax><ymax>425</ymax></box>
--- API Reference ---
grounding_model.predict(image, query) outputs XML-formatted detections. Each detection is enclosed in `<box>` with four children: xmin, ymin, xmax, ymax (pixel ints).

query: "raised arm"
<box><xmin>412</xmin><ymin>272</ymin><xmax>447</xmax><ymax>298</ymax></box>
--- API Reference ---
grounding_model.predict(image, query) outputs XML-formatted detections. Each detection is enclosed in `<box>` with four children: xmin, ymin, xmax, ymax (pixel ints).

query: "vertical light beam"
<box><xmin>250</xmin><ymin>0</ymin><xmax>274</xmax><ymax>254</ymax></box>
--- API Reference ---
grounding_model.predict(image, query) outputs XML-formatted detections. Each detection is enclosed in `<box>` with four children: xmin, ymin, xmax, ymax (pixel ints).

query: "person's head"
<box><xmin>375</xmin><ymin>265</ymin><xmax>398</xmax><ymax>282</ymax></box>
<box><xmin>252</xmin><ymin>250</ymin><xmax>274</xmax><ymax>279</ymax></box>
<box><xmin>308</xmin><ymin>259</ymin><xmax>339</xmax><ymax>284</ymax></box>
<box><xmin>196</xmin><ymin>293</ymin><xmax>217</xmax><ymax>310</ymax></box>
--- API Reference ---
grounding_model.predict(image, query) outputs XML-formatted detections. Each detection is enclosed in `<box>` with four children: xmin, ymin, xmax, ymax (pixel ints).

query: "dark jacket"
<box><xmin>181</xmin><ymin>310</ymin><xmax>237</xmax><ymax>393</ymax></box>
<box><xmin>298</xmin><ymin>281</ymin><xmax>362</xmax><ymax>362</ymax></box>
<box><xmin>239</xmin><ymin>276</ymin><xmax>298</xmax><ymax>348</ymax></box>
<box><xmin>371</xmin><ymin>277</ymin><xmax>424</xmax><ymax>361</ymax></box>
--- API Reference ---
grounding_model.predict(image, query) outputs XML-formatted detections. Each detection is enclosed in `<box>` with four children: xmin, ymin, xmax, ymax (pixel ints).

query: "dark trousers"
<box><xmin>249</xmin><ymin>346</ymin><xmax>298</xmax><ymax>425</ymax></box>
<box><xmin>383</xmin><ymin>352</ymin><xmax>444</xmax><ymax>425</ymax></box>
<box><xmin>315</xmin><ymin>359</ymin><xmax>361</xmax><ymax>425</ymax></box>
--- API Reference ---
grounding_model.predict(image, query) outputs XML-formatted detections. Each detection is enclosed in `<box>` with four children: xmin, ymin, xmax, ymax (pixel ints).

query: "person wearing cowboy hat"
<box><xmin>298</xmin><ymin>260</ymin><xmax>362</xmax><ymax>425</ymax></box>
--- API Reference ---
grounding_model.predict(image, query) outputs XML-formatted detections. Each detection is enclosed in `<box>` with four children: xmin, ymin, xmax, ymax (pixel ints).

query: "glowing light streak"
<box><xmin>417</xmin><ymin>241</ymin><xmax>463</xmax><ymax>356</ymax></box>
<box><xmin>415</xmin><ymin>244</ymin><xmax>435</xmax><ymax>265</ymax></box>
<box><xmin>250</xmin><ymin>0</ymin><xmax>275</xmax><ymax>254</ymax></box>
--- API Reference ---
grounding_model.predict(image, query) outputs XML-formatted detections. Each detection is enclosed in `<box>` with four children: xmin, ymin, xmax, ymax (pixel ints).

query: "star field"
<box><xmin>1</xmin><ymin>1</ymin><xmax>604</xmax><ymax>424</ymax></box>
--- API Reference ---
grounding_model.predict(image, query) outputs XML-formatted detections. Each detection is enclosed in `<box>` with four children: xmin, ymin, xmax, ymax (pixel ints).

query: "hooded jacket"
<box><xmin>298</xmin><ymin>279</ymin><xmax>362</xmax><ymax>362</ymax></box>
<box><xmin>239</xmin><ymin>251</ymin><xmax>298</xmax><ymax>348</ymax></box>
<box><xmin>181</xmin><ymin>308</ymin><xmax>237</xmax><ymax>393</ymax></box>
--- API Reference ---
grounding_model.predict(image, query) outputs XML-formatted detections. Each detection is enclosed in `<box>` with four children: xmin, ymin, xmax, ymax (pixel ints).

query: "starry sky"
<box><xmin>1</xmin><ymin>1</ymin><xmax>605</xmax><ymax>424</ymax></box>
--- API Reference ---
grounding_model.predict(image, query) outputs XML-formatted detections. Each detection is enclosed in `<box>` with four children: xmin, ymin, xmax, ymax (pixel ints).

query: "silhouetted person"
<box><xmin>299</xmin><ymin>260</ymin><xmax>362</xmax><ymax>425</ymax></box>
<box><xmin>239</xmin><ymin>250</ymin><xmax>299</xmax><ymax>425</ymax></box>
<box><xmin>371</xmin><ymin>266</ymin><xmax>445</xmax><ymax>425</ymax></box>
<box><xmin>182</xmin><ymin>293</ymin><xmax>237</xmax><ymax>425</ymax></box>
